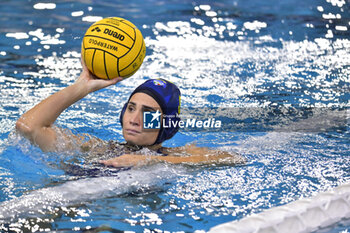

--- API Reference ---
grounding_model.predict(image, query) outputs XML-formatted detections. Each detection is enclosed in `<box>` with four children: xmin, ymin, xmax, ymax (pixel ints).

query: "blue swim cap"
<box><xmin>120</xmin><ymin>78</ymin><xmax>181</xmax><ymax>145</ymax></box>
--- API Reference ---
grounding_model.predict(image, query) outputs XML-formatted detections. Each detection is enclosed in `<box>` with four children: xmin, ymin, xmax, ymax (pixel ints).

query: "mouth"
<box><xmin>125</xmin><ymin>129</ymin><xmax>141</xmax><ymax>135</ymax></box>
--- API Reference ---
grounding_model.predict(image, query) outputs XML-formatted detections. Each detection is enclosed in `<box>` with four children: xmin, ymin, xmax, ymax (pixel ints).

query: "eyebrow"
<box><xmin>128</xmin><ymin>101</ymin><xmax>159</xmax><ymax>112</ymax></box>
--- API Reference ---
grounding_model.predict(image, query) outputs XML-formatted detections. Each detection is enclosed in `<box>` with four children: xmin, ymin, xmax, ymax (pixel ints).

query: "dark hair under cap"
<box><xmin>120</xmin><ymin>78</ymin><xmax>181</xmax><ymax>145</ymax></box>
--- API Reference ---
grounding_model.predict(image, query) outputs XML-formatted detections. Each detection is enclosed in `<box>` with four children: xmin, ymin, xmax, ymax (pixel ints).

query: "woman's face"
<box><xmin>122</xmin><ymin>92</ymin><xmax>162</xmax><ymax>146</ymax></box>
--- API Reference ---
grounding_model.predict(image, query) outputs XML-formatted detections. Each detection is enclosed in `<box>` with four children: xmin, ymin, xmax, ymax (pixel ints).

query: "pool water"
<box><xmin>0</xmin><ymin>0</ymin><xmax>349</xmax><ymax>232</ymax></box>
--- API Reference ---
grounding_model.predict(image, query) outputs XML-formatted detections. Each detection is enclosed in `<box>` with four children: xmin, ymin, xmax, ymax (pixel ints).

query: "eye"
<box><xmin>127</xmin><ymin>104</ymin><xmax>135</xmax><ymax>112</ymax></box>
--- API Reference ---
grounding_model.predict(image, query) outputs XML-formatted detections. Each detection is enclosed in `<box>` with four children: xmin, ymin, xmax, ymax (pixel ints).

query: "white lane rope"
<box><xmin>209</xmin><ymin>182</ymin><xmax>350</xmax><ymax>233</ymax></box>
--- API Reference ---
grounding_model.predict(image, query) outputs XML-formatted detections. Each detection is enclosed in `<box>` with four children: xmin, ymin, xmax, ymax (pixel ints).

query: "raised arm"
<box><xmin>16</xmin><ymin>61</ymin><xmax>121</xmax><ymax>152</ymax></box>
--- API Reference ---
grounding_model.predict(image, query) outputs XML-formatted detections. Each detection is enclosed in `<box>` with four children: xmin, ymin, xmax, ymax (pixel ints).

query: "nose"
<box><xmin>129</xmin><ymin>110</ymin><xmax>141</xmax><ymax>126</ymax></box>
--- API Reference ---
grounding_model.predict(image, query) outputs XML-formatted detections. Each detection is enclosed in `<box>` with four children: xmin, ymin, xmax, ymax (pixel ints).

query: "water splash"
<box><xmin>0</xmin><ymin>163</ymin><xmax>187</xmax><ymax>222</ymax></box>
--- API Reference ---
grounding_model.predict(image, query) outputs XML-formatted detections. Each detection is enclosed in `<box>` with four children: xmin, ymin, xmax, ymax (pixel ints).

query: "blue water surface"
<box><xmin>0</xmin><ymin>0</ymin><xmax>349</xmax><ymax>232</ymax></box>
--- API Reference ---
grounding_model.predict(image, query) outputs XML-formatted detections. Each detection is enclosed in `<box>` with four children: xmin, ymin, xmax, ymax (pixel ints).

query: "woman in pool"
<box><xmin>16</xmin><ymin>61</ymin><xmax>244</xmax><ymax>167</ymax></box>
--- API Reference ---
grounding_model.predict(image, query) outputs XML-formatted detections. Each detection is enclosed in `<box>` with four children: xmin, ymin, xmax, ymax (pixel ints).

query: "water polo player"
<box><xmin>16</xmin><ymin>60</ymin><xmax>244</xmax><ymax>167</ymax></box>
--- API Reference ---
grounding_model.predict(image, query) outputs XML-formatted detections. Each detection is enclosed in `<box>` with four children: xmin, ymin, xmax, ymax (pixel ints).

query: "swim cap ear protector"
<box><xmin>120</xmin><ymin>78</ymin><xmax>181</xmax><ymax>145</ymax></box>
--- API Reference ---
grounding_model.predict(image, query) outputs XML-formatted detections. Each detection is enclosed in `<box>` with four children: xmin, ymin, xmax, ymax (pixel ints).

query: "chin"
<box><xmin>125</xmin><ymin>137</ymin><xmax>155</xmax><ymax>146</ymax></box>
<box><xmin>123</xmin><ymin>131</ymin><xmax>157</xmax><ymax>146</ymax></box>
<box><xmin>124</xmin><ymin>136</ymin><xmax>139</xmax><ymax>145</ymax></box>
<box><xmin>124</xmin><ymin>135</ymin><xmax>144</xmax><ymax>146</ymax></box>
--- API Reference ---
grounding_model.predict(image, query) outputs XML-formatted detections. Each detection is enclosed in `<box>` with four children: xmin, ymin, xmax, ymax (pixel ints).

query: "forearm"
<box><xmin>17</xmin><ymin>83</ymin><xmax>88</xmax><ymax>130</ymax></box>
<box><xmin>159</xmin><ymin>144</ymin><xmax>246</xmax><ymax>165</ymax></box>
<box><xmin>156</xmin><ymin>153</ymin><xmax>241</xmax><ymax>165</ymax></box>
<box><xmin>99</xmin><ymin>154</ymin><xmax>209</xmax><ymax>167</ymax></box>
<box><xmin>153</xmin><ymin>155</ymin><xmax>197</xmax><ymax>164</ymax></box>
<box><xmin>100</xmin><ymin>149</ymin><xmax>246</xmax><ymax>168</ymax></box>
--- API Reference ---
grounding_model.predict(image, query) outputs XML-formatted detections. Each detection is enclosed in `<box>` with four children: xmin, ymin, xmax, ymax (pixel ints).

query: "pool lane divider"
<box><xmin>209</xmin><ymin>182</ymin><xmax>350</xmax><ymax>233</ymax></box>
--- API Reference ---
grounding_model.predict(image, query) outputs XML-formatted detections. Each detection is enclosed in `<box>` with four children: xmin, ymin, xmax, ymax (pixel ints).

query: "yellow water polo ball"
<box><xmin>81</xmin><ymin>17</ymin><xmax>146</xmax><ymax>79</ymax></box>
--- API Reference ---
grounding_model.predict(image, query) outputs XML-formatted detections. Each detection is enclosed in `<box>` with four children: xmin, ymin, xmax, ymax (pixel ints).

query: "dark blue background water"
<box><xmin>0</xmin><ymin>0</ymin><xmax>349</xmax><ymax>232</ymax></box>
